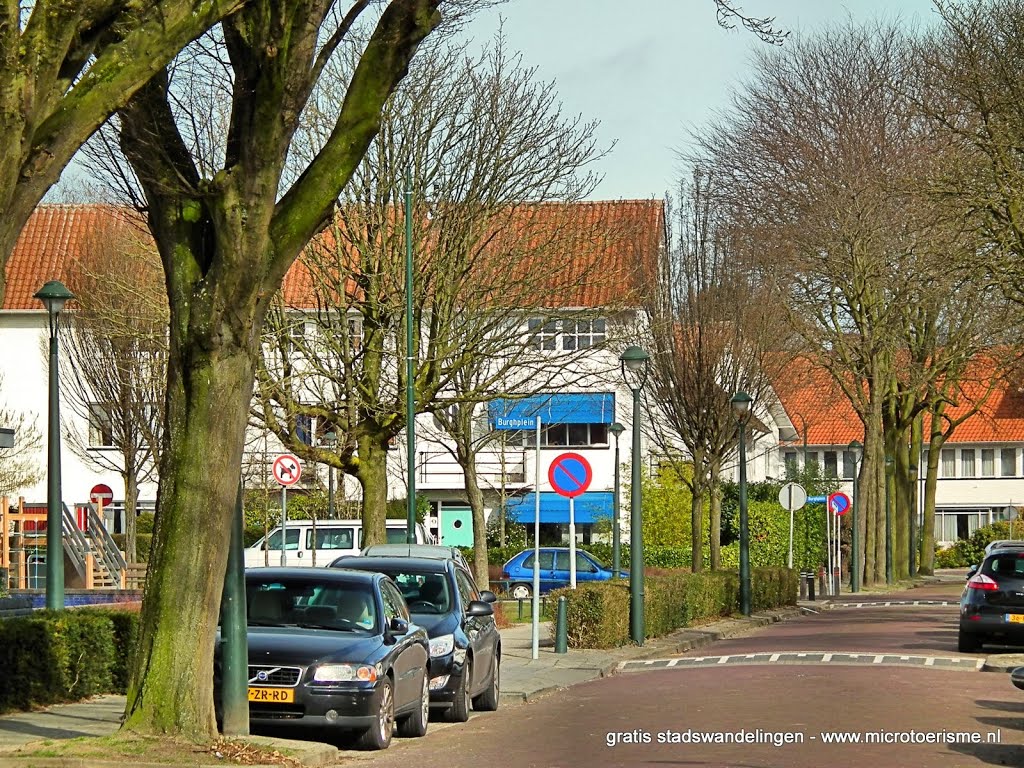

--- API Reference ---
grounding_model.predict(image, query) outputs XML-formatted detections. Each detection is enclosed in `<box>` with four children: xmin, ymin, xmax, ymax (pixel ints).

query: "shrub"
<box><xmin>0</xmin><ymin>611</ymin><xmax>118</xmax><ymax>712</ymax></box>
<box><xmin>751</xmin><ymin>568</ymin><xmax>798</xmax><ymax>611</ymax></box>
<box><xmin>935</xmin><ymin>545</ymin><xmax>967</xmax><ymax>568</ymax></box>
<box><xmin>548</xmin><ymin>582</ymin><xmax>630</xmax><ymax>649</ymax></box>
<box><xmin>84</xmin><ymin>609</ymin><xmax>140</xmax><ymax>692</ymax></box>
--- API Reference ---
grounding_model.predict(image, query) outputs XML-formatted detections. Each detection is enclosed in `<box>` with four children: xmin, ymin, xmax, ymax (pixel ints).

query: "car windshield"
<box><xmin>378</xmin><ymin>570</ymin><xmax>451</xmax><ymax>614</ymax></box>
<box><xmin>246</xmin><ymin>577</ymin><xmax>377</xmax><ymax>632</ymax></box>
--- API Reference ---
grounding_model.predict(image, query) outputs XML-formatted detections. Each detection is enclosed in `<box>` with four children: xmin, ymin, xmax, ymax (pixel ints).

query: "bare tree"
<box><xmin>59</xmin><ymin>213</ymin><xmax>168</xmax><ymax>564</ymax></box>
<box><xmin>689</xmin><ymin>20</ymin><xmax>1001</xmax><ymax>585</ymax></box>
<box><xmin>254</xmin><ymin>38</ymin><xmax>651</xmax><ymax>586</ymax></box>
<box><xmin>0</xmin><ymin>374</ymin><xmax>43</xmax><ymax>497</ymax></box>
<box><xmin>644</xmin><ymin>167</ymin><xmax>788</xmax><ymax>572</ymax></box>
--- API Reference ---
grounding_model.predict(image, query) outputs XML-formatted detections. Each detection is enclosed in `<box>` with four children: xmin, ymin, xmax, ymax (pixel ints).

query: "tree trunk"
<box><xmin>123</xmin><ymin>467</ymin><xmax>139</xmax><ymax>564</ymax></box>
<box><xmin>463</xmin><ymin>459</ymin><xmax>489</xmax><ymax>590</ymax></box>
<box><xmin>709</xmin><ymin>460</ymin><xmax>722</xmax><ymax>571</ymax></box>
<box><xmin>356</xmin><ymin>435</ymin><xmax>390</xmax><ymax>546</ymax></box>
<box><xmin>921</xmin><ymin>433</ymin><xmax>944</xmax><ymax>575</ymax></box>
<box><xmin>123</xmin><ymin>337</ymin><xmax>255</xmax><ymax>738</ymax></box>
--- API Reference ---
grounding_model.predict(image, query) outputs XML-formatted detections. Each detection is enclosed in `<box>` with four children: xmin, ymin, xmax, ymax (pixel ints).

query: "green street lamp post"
<box><xmin>731</xmin><ymin>391</ymin><xmax>753</xmax><ymax>616</ymax></box>
<box><xmin>885</xmin><ymin>455</ymin><xmax>894</xmax><ymax>585</ymax></box>
<box><xmin>620</xmin><ymin>346</ymin><xmax>650</xmax><ymax>645</ymax></box>
<box><xmin>609</xmin><ymin>422</ymin><xmax>625</xmax><ymax>576</ymax></box>
<box><xmin>848</xmin><ymin>440</ymin><xmax>862</xmax><ymax>593</ymax></box>
<box><xmin>404</xmin><ymin>168</ymin><xmax>416</xmax><ymax>543</ymax></box>
<box><xmin>324</xmin><ymin>431</ymin><xmax>337</xmax><ymax>518</ymax></box>
<box><xmin>35</xmin><ymin>280</ymin><xmax>74</xmax><ymax>611</ymax></box>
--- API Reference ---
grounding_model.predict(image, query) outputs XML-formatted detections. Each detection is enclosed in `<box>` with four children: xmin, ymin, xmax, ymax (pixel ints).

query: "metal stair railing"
<box><xmin>60</xmin><ymin>504</ymin><xmax>89</xmax><ymax>580</ymax></box>
<box><xmin>85</xmin><ymin>503</ymin><xmax>127</xmax><ymax>585</ymax></box>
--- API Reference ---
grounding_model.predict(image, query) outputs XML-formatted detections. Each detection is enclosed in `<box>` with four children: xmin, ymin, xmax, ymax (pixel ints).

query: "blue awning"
<box><xmin>504</xmin><ymin>492</ymin><xmax>613</xmax><ymax>525</ymax></box>
<box><xmin>488</xmin><ymin>393</ymin><xmax>615</xmax><ymax>426</ymax></box>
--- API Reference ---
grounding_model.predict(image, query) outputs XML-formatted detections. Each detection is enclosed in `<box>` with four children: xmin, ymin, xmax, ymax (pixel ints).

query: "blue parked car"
<box><xmin>500</xmin><ymin>547</ymin><xmax>626</xmax><ymax>599</ymax></box>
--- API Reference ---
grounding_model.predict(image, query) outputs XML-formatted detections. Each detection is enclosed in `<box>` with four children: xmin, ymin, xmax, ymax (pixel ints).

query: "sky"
<box><xmin>461</xmin><ymin>0</ymin><xmax>941</xmax><ymax>201</ymax></box>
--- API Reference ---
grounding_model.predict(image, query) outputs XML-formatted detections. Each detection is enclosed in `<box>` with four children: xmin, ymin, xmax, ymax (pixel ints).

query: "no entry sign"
<box><xmin>548</xmin><ymin>452</ymin><xmax>593</xmax><ymax>498</ymax></box>
<box><xmin>89</xmin><ymin>483</ymin><xmax>114</xmax><ymax>507</ymax></box>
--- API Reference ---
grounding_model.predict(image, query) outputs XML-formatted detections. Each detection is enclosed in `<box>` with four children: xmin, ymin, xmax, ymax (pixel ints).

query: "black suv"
<box><xmin>330</xmin><ymin>555</ymin><xmax>500</xmax><ymax>721</ymax></box>
<box><xmin>959</xmin><ymin>547</ymin><xmax>1024</xmax><ymax>652</ymax></box>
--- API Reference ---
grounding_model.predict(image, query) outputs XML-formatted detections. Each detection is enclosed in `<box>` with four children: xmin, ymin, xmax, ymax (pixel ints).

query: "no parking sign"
<box><xmin>828</xmin><ymin>491</ymin><xmax>851</xmax><ymax>516</ymax></box>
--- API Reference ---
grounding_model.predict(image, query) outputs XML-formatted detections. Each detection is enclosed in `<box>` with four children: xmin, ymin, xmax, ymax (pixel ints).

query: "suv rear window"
<box><xmin>983</xmin><ymin>553</ymin><xmax>1024</xmax><ymax>577</ymax></box>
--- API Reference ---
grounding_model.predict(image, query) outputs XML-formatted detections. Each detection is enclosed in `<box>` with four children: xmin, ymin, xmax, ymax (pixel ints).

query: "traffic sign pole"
<box><xmin>281</xmin><ymin>486</ymin><xmax>287</xmax><ymax>567</ymax></box>
<box><xmin>532</xmin><ymin>417</ymin><xmax>541</xmax><ymax>661</ymax></box>
<box><xmin>569</xmin><ymin>496</ymin><xmax>576</xmax><ymax>588</ymax></box>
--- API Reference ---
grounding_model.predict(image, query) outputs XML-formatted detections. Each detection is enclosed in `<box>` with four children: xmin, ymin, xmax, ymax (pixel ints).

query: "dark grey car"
<box><xmin>959</xmin><ymin>548</ymin><xmax>1024</xmax><ymax>652</ymax></box>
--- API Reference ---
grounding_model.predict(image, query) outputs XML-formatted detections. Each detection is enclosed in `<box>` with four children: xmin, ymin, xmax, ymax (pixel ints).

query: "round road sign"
<box><xmin>828</xmin><ymin>491</ymin><xmax>852</xmax><ymax>516</ymax></box>
<box><xmin>548</xmin><ymin>452</ymin><xmax>593</xmax><ymax>498</ymax></box>
<box><xmin>272</xmin><ymin>454</ymin><xmax>302</xmax><ymax>487</ymax></box>
<box><xmin>89</xmin><ymin>483</ymin><xmax>114</xmax><ymax>507</ymax></box>
<box><xmin>778</xmin><ymin>482</ymin><xmax>807</xmax><ymax>512</ymax></box>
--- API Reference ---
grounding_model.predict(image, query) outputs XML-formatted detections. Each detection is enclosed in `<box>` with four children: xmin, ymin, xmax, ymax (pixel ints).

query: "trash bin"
<box><xmin>27</xmin><ymin>553</ymin><xmax>46</xmax><ymax>589</ymax></box>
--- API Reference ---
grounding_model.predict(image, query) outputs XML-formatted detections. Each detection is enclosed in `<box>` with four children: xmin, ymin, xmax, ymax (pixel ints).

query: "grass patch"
<box><xmin>12</xmin><ymin>733</ymin><xmax>303</xmax><ymax>766</ymax></box>
<box><xmin>497</xmin><ymin>598</ymin><xmax>553</xmax><ymax>625</ymax></box>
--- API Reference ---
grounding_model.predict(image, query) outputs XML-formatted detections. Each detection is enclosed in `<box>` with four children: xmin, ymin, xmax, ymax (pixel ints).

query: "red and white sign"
<box><xmin>828</xmin><ymin>491</ymin><xmax>852</xmax><ymax>516</ymax></box>
<box><xmin>548</xmin><ymin>452</ymin><xmax>593</xmax><ymax>499</ymax></box>
<box><xmin>272</xmin><ymin>454</ymin><xmax>302</xmax><ymax>487</ymax></box>
<box><xmin>90</xmin><ymin>483</ymin><xmax>114</xmax><ymax>508</ymax></box>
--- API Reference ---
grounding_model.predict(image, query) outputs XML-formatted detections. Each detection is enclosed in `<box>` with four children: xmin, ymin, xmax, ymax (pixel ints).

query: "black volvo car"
<box><xmin>959</xmin><ymin>547</ymin><xmax>1024</xmax><ymax>652</ymax></box>
<box><xmin>217</xmin><ymin>568</ymin><xmax>430</xmax><ymax>750</ymax></box>
<box><xmin>330</xmin><ymin>555</ymin><xmax>500</xmax><ymax>722</ymax></box>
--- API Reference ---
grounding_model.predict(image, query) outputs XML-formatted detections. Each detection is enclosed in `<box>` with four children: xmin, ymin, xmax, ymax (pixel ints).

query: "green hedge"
<box><xmin>549</xmin><ymin>568</ymin><xmax>796</xmax><ymax>649</ymax></box>
<box><xmin>85</xmin><ymin>609</ymin><xmax>141</xmax><ymax>692</ymax></box>
<box><xmin>0</xmin><ymin>611</ymin><xmax>116</xmax><ymax>712</ymax></box>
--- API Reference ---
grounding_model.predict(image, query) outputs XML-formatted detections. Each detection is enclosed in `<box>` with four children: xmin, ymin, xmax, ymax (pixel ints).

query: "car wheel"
<box><xmin>359</xmin><ymin>677</ymin><xmax>394</xmax><ymax>750</ymax></box>
<box><xmin>472</xmin><ymin>652</ymin><xmax>500</xmax><ymax>712</ymax></box>
<box><xmin>448</xmin><ymin>659</ymin><xmax>472</xmax><ymax>722</ymax></box>
<box><xmin>510</xmin><ymin>583</ymin><xmax>531</xmax><ymax>600</ymax></box>
<box><xmin>397</xmin><ymin>671</ymin><xmax>429</xmax><ymax>738</ymax></box>
<box><xmin>958</xmin><ymin>630</ymin><xmax>983</xmax><ymax>653</ymax></box>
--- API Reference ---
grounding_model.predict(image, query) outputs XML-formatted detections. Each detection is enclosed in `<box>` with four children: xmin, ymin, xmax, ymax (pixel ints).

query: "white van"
<box><xmin>244</xmin><ymin>519</ymin><xmax>432</xmax><ymax>568</ymax></box>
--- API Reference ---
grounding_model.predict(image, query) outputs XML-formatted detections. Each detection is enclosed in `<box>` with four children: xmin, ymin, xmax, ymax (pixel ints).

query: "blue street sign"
<box><xmin>492</xmin><ymin>415</ymin><xmax>539</xmax><ymax>430</ymax></box>
<box><xmin>808</xmin><ymin>495</ymin><xmax>827</xmax><ymax>504</ymax></box>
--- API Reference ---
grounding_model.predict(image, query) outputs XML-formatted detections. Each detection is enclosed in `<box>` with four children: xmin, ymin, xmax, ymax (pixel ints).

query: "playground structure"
<box><xmin>1</xmin><ymin>495</ymin><xmax>146</xmax><ymax>591</ymax></box>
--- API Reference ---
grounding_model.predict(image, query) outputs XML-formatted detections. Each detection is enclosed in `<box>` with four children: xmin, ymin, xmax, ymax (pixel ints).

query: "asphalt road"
<box><xmin>341</xmin><ymin>583</ymin><xmax>1024</xmax><ymax>767</ymax></box>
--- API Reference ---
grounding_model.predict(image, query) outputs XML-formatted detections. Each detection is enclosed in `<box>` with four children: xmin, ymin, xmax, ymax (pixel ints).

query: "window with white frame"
<box><xmin>527</xmin><ymin>318</ymin><xmax>558</xmax><ymax>351</ymax></box>
<box><xmin>518</xmin><ymin>423</ymin><xmax>609</xmax><ymax>448</ymax></box>
<box><xmin>784</xmin><ymin>451</ymin><xmax>798</xmax><ymax>472</ymax></box>
<box><xmin>562</xmin><ymin>318</ymin><xmax>606</xmax><ymax>350</ymax></box>
<box><xmin>88</xmin><ymin>404</ymin><xmax>115</xmax><ymax>448</ymax></box>
<box><xmin>842</xmin><ymin>450</ymin><xmax>855</xmax><ymax>479</ymax></box>
<box><xmin>961</xmin><ymin>449</ymin><xmax>976</xmax><ymax>478</ymax></box>
<box><xmin>1002</xmin><ymin>448</ymin><xmax>1018</xmax><ymax>477</ymax></box>
<box><xmin>527</xmin><ymin>317</ymin><xmax>606</xmax><ymax>351</ymax></box>
<box><xmin>981</xmin><ymin>449</ymin><xmax>995</xmax><ymax>477</ymax></box>
<box><xmin>941</xmin><ymin>449</ymin><xmax>956</xmax><ymax>478</ymax></box>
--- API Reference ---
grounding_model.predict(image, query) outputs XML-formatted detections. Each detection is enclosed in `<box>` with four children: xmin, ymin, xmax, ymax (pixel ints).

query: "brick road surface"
<box><xmin>337</xmin><ymin>580</ymin><xmax>1024</xmax><ymax>768</ymax></box>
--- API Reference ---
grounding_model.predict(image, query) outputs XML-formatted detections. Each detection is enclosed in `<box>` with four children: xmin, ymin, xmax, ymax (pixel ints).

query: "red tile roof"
<box><xmin>4</xmin><ymin>201</ymin><xmax>664</xmax><ymax>311</ymax></box>
<box><xmin>773</xmin><ymin>355</ymin><xmax>1024</xmax><ymax>446</ymax></box>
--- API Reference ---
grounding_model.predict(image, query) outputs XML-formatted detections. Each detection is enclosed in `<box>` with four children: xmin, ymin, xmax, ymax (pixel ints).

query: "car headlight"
<box><xmin>313</xmin><ymin>664</ymin><xmax>378</xmax><ymax>683</ymax></box>
<box><xmin>429</xmin><ymin>634</ymin><xmax>455</xmax><ymax>658</ymax></box>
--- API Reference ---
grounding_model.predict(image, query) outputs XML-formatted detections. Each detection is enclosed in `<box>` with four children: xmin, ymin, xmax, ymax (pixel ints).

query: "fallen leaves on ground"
<box><xmin>208</xmin><ymin>738</ymin><xmax>303</xmax><ymax>767</ymax></box>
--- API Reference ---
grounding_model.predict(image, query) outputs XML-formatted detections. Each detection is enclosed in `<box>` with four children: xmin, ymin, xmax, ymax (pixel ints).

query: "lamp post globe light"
<box><xmin>609</xmin><ymin>421</ymin><xmax>625</xmax><ymax>576</ymax></box>
<box><xmin>848</xmin><ymin>440</ymin><xmax>862</xmax><ymax>593</ymax></box>
<box><xmin>620</xmin><ymin>345</ymin><xmax>650</xmax><ymax>645</ymax></box>
<box><xmin>885</xmin><ymin>455</ymin><xmax>894</xmax><ymax>585</ymax></box>
<box><xmin>35</xmin><ymin>280</ymin><xmax>74</xmax><ymax>611</ymax></box>
<box><xmin>730</xmin><ymin>391</ymin><xmax>753</xmax><ymax>616</ymax></box>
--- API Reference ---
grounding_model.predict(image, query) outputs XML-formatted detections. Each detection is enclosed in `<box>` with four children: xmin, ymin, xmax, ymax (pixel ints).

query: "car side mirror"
<box><xmin>389</xmin><ymin>616</ymin><xmax>410</xmax><ymax>635</ymax></box>
<box><xmin>967</xmin><ymin>564</ymin><xmax>979</xmax><ymax>579</ymax></box>
<box><xmin>466</xmin><ymin>600</ymin><xmax>494</xmax><ymax>618</ymax></box>
<box><xmin>479</xmin><ymin>590</ymin><xmax>497</xmax><ymax>604</ymax></box>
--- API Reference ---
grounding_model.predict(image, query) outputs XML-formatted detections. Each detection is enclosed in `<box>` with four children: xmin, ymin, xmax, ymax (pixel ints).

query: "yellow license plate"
<box><xmin>248</xmin><ymin>687</ymin><xmax>295</xmax><ymax>703</ymax></box>
<box><xmin>1006</xmin><ymin>614</ymin><xmax>1024</xmax><ymax>624</ymax></box>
